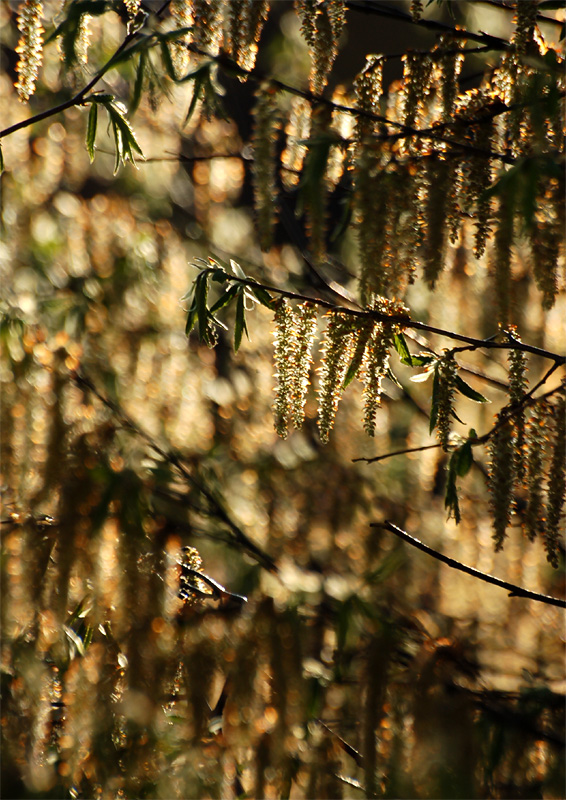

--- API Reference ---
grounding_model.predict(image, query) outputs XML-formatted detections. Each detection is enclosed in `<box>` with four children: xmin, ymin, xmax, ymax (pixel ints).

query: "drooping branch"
<box><xmin>355</xmin><ymin>380</ymin><xmax>564</xmax><ymax>464</ymax></box>
<box><xmin>372</xmin><ymin>521</ymin><xmax>566</xmax><ymax>608</ymax></box>
<box><xmin>203</xmin><ymin>269</ymin><xmax>566</xmax><ymax>365</ymax></box>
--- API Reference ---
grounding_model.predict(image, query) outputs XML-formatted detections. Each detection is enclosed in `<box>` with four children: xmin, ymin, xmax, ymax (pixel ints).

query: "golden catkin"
<box><xmin>226</xmin><ymin>0</ymin><xmax>269</xmax><ymax>75</ymax></box>
<box><xmin>353</xmin><ymin>55</ymin><xmax>389</xmax><ymax>300</ymax></box>
<box><xmin>362</xmin><ymin>322</ymin><xmax>394</xmax><ymax>437</ymax></box>
<box><xmin>531</xmin><ymin>178</ymin><xmax>564</xmax><ymax>309</ymax></box>
<box><xmin>15</xmin><ymin>0</ymin><xmax>44</xmax><ymax>102</ymax></box>
<box><xmin>296</xmin><ymin>0</ymin><xmax>346</xmax><ymax>94</ymax></box>
<box><xmin>488</xmin><ymin>413</ymin><xmax>515</xmax><ymax>551</ymax></box>
<box><xmin>317</xmin><ymin>313</ymin><xmax>354</xmax><ymax>443</ymax></box>
<box><xmin>273</xmin><ymin>299</ymin><xmax>297</xmax><ymax>439</ymax></box>
<box><xmin>524</xmin><ymin>403</ymin><xmax>547</xmax><ymax>542</ymax></box>
<box><xmin>436</xmin><ymin>36</ymin><xmax>464</xmax><ymax>123</ymax></box>
<box><xmin>281</xmin><ymin>97</ymin><xmax>312</xmax><ymax>189</ymax></box>
<box><xmin>545</xmin><ymin>392</ymin><xmax>565</xmax><ymax>568</ymax></box>
<box><xmin>507</xmin><ymin>338</ymin><xmax>528</xmax><ymax>482</ymax></box>
<box><xmin>401</xmin><ymin>52</ymin><xmax>433</xmax><ymax>130</ymax></box>
<box><xmin>252</xmin><ymin>84</ymin><xmax>280</xmax><ymax>251</ymax></box>
<box><xmin>191</xmin><ymin>0</ymin><xmax>223</xmax><ymax>54</ymax></box>
<box><xmin>436</xmin><ymin>353</ymin><xmax>458</xmax><ymax>452</ymax></box>
<box><xmin>291</xmin><ymin>303</ymin><xmax>318</xmax><ymax>429</ymax></box>
<box><xmin>170</xmin><ymin>0</ymin><xmax>193</xmax><ymax>76</ymax></box>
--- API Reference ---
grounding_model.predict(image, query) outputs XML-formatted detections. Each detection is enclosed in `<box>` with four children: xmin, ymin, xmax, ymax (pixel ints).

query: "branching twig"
<box><xmin>372</xmin><ymin>521</ymin><xmax>566</xmax><ymax>608</ymax></box>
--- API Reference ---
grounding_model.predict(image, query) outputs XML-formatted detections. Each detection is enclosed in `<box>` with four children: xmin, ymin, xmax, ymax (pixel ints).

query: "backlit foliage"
<box><xmin>1</xmin><ymin>2</ymin><xmax>565</xmax><ymax>799</ymax></box>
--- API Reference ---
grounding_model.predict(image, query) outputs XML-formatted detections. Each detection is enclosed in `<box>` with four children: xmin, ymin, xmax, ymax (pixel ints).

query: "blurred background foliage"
<box><xmin>0</xmin><ymin>1</ymin><xmax>565</xmax><ymax>798</ymax></box>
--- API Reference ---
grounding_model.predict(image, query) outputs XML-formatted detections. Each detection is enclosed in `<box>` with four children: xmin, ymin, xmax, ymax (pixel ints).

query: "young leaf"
<box><xmin>393</xmin><ymin>332</ymin><xmax>412</xmax><ymax>365</ymax></box>
<box><xmin>130</xmin><ymin>49</ymin><xmax>147</xmax><ymax>116</ymax></box>
<box><xmin>196</xmin><ymin>272</ymin><xmax>210</xmax><ymax>343</ymax></box>
<box><xmin>454</xmin><ymin>375</ymin><xmax>489</xmax><ymax>403</ymax></box>
<box><xmin>209</xmin><ymin>285</ymin><xmax>240</xmax><ymax>314</ymax></box>
<box><xmin>249</xmin><ymin>285</ymin><xmax>275</xmax><ymax>310</ymax></box>
<box><xmin>411</xmin><ymin>367</ymin><xmax>435</xmax><ymax>383</ymax></box>
<box><xmin>429</xmin><ymin>366</ymin><xmax>440</xmax><ymax>434</ymax></box>
<box><xmin>86</xmin><ymin>102</ymin><xmax>98</xmax><ymax>162</ymax></box>
<box><xmin>456</xmin><ymin>440</ymin><xmax>474</xmax><ymax>477</ymax></box>
<box><xmin>234</xmin><ymin>291</ymin><xmax>248</xmax><ymax>352</ymax></box>
<box><xmin>445</xmin><ymin>453</ymin><xmax>461</xmax><ymax>524</ymax></box>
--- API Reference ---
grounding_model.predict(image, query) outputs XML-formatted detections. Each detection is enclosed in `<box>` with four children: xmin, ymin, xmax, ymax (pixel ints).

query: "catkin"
<box><xmin>15</xmin><ymin>0</ymin><xmax>44</xmax><ymax>102</ymax></box>
<box><xmin>273</xmin><ymin>299</ymin><xmax>297</xmax><ymax>439</ymax></box>
<box><xmin>252</xmin><ymin>84</ymin><xmax>280</xmax><ymax>251</ymax></box>
<box><xmin>488</xmin><ymin>413</ymin><xmax>516</xmax><ymax>551</ymax></box>
<box><xmin>317</xmin><ymin>313</ymin><xmax>354</xmax><ymax>443</ymax></box>
<box><xmin>545</xmin><ymin>393</ymin><xmax>566</xmax><ymax>568</ymax></box>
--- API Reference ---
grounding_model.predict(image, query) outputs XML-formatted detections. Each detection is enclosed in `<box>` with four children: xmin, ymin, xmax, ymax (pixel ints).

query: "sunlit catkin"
<box><xmin>317</xmin><ymin>313</ymin><xmax>354</xmax><ymax>443</ymax></box>
<box><xmin>296</xmin><ymin>0</ymin><xmax>346</xmax><ymax>94</ymax></box>
<box><xmin>524</xmin><ymin>403</ymin><xmax>547</xmax><ymax>542</ymax></box>
<box><xmin>281</xmin><ymin>97</ymin><xmax>311</xmax><ymax>189</ymax></box>
<box><xmin>436</xmin><ymin>354</ymin><xmax>458</xmax><ymax>452</ymax></box>
<box><xmin>488</xmin><ymin>413</ymin><xmax>516</xmax><ymax>551</ymax></box>
<box><xmin>191</xmin><ymin>0</ymin><xmax>223</xmax><ymax>54</ymax></box>
<box><xmin>226</xmin><ymin>0</ymin><xmax>269</xmax><ymax>75</ymax></box>
<box><xmin>545</xmin><ymin>392</ymin><xmax>565</xmax><ymax>568</ymax></box>
<box><xmin>410</xmin><ymin>0</ymin><xmax>423</xmax><ymax>22</ymax></box>
<box><xmin>362</xmin><ymin>323</ymin><xmax>393</xmax><ymax>437</ymax></box>
<box><xmin>252</xmin><ymin>84</ymin><xmax>280</xmax><ymax>251</ymax></box>
<box><xmin>15</xmin><ymin>0</ymin><xmax>44</xmax><ymax>102</ymax></box>
<box><xmin>507</xmin><ymin>337</ymin><xmax>527</xmax><ymax>482</ymax></box>
<box><xmin>291</xmin><ymin>303</ymin><xmax>318</xmax><ymax>429</ymax></box>
<box><xmin>273</xmin><ymin>299</ymin><xmax>296</xmax><ymax>438</ymax></box>
<box><xmin>401</xmin><ymin>52</ymin><xmax>433</xmax><ymax>130</ymax></box>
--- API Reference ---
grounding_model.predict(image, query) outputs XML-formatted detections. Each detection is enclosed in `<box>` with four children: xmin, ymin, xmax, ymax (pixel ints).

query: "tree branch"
<box><xmin>372</xmin><ymin>521</ymin><xmax>566</xmax><ymax>609</ymax></box>
<box><xmin>207</xmin><ymin>269</ymin><xmax>566</xmax><ymax>364</ymax></box>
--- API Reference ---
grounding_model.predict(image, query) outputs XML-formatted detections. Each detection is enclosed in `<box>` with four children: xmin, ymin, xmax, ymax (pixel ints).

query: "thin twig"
<box><xmin>353</xmin><ymin>443</ymin><xmax>439</xmax><ymax>464</ymax></box>
<box><xmin>373</xmin><ymin>521</ymin><xmax>566</xmax><ymax>609</ymax></box>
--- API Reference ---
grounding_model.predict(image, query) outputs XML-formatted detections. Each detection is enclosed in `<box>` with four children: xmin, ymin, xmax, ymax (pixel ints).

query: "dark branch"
<box><xmin>372</xmin><ymin>521</ymin><xmax>566</xmax><ymax>609</ymax></box>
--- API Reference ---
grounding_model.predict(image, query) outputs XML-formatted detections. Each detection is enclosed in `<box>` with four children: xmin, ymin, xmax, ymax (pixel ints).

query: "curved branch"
<box><xmin>372</xmin><ymin>521</ymin><xmax>566</xmax><ymax>609</ymax></box>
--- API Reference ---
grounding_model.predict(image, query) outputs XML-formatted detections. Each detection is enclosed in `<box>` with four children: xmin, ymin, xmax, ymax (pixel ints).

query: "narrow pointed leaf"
<box><xmin>234</xmin><ymin>291</ymin><xmax>248</xmax><ymax>352</ymax></box>
<box><xmin>393</xmin><ymin>332</ymin><xmax>412</xmax><ymax>365</ymax></box>
<box><xmin>209</xmin><ymin>285</ymin><xmax>240</xmax><ymax>314</ymax></box>
<box><xmin>429</xmin><ymin>366</ymin><xmax>440</xmax><ymax>434</ymax></box>
<box><xmin>454</xmin><ymin>375</ymin><xmax>489</xmax><ymax>403</ymax></box>
<box><xmin>86</xmin><ymin>102</ymin><xmax>98</xmax><ymax>162</ymax></box>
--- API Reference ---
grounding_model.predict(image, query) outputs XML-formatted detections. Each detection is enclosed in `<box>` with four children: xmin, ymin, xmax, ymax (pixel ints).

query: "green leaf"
<box><xmin>105</xmin><ymin>101</ymin><xmax>144</xmax><ymax>173</ymax></box>
<box><xmin>393</xmin><ymin>332</ymin><xmax>412</xmax><ymax>365</ymax></box>
<box><xmin>196</xmin><ymin>272</ymin><xmax>210</xmax><ymax>343</ymax></box>
<box><xmin>410</xmin><ymin>367</ymin><xmax>435</xmax><ymax>382</ymax></box>
<box><xmin>86</xmin><ymin>102</ymin><xmax>98</xmax><ymax>162</ymax></box>
<box><xmin>385</xmin><ymin>365</ymin><xmax>402</xmax><ymax>389</ymax></box>
<box><xmin>429</xmin><ymin>366</ymin><xmax>440</xmax><ymax>435</ymax></box>
<box><xmin>209</xmin><ymin>285</ymin><xmax>240</xmax><ymax>314</ymax></box>
<box><xmin>407</xmin><ymin>353</ymin><xmax>436</xmax><ymax>368</ymax></box>
<box><xmin>249</xmin><ymin>285</ymin><xmax>275</xmax><ymax>310</ymax></box>
<box><xmin>130</xmin><ymin>49</ymin><xmax>147</xmax><ymax>116</ymax></box>
<box><xmin>454</xmin><ymin>375</ymin><xmax>489</xmax><ymax>403</ymax></box>
<box><xmin>456</xmin><ymin>441</ymin><xmax>474</xmax><ymax>477</ymax></box>
<box><xmin>234</xmin><ymin>291</ymin><xmax>248</xmax><ymax>352</ymax></box>
<box><xmin>444</xmin><ymin>454</ymin><xmax>461</xmax><ymax>524</ymax></box>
